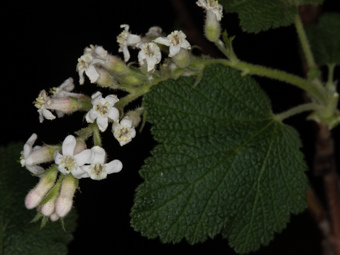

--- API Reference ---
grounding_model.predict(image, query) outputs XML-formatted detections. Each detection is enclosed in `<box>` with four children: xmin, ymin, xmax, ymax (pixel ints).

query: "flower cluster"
<box><xmin>22</xmin><ymin>1</ymin><xmax>224</xmax><ymax>226</ymax></box>
<box><xmin>22</xmin><ymin>134</ymin><xmax>123</xmax><ymax>222</ymax></box>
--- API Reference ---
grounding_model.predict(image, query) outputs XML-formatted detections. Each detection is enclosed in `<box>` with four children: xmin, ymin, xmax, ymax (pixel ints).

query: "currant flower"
<box><xmin>34</xmin><ymin>90</ymin><xmax>56</xmax><ymax>122</ymax></box>
<box><xmin>85</xmin><ymin>91</ymin><xmax>120</xmax><ymax>132</ymax></box>
<box><xmin>196</xmin><ymin>0</ymin><xmax>223</xmax><ymax>21</ymax></box>
<box><xmin>117</xmin><ymin>24</ymin><xmax>141</xmax><ymax>62</ymax></box>
<box><xmin>154</xmin><ymin>30</ymin><xmax>191</xmax><ymax>57</ymax></box>
<box><xmin>20</xmin><ymin>133</ymin><xmax>47</xmax><ymax>175</ymax></box>
<box><xmin>54</xmin><ymin>135</ymin><xmax>92</xmax><ymax>179</ymax></box>
<box><xmin>77</xmin><ymin>45</ymin><xmax>108</xmax><ymax>84</ymax></box>
<box><xmin>137</xmin><ymin>42</ymin><xmax>161</xmax><ymax>72</ymax></box>
<box><xmin>82</xmin><ymin>146</ymin><xmax>122</xmax><ymax>180</ymax></box>
<box><xmin>112</xmin><ymin>116</ymin><xmax>136</xmax><ymax>146</ymax></box>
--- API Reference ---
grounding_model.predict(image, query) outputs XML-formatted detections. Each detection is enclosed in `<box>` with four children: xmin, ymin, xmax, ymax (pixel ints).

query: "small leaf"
<box><xmin>306</xmin><ymin>12</ymin><xmax>340</xmax><ymax>66</ymax></box>
<box><xmin>219</xmin><ymin>0</ymin><xmax>324</xmax><ymax>33</ymax></box>
<box><xmin>0</xmin><ymin>143</ymin><xmax>77</xmax><ymax>255</ymax></box>
<box><xmin>131</xmin><ymin>65</ymin><xmax>308</xmax><ymax>254</ymax></box>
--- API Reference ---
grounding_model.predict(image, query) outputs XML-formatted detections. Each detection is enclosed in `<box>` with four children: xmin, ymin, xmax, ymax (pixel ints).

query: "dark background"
<box><xmin>1</xmin><ymin>1</ymin><xmax>339</xmax><ymax>254</ymax></box>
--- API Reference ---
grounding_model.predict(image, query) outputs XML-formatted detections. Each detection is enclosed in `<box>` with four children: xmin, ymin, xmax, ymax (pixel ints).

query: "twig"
<box><xmin>314</xmin><ymin>123</ymin><xmax>340</xmax><ymax>255</ymax></box>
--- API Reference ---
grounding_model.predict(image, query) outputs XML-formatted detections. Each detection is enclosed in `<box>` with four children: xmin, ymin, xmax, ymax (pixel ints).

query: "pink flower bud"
<box><xmin>40</xmin><ymin>199</ymin><xmax>55</xmax><ymax>216</ymax></box>
<box><xmin>50</xmin><ymin>213</ymin><xmax>59</xmax><ymax>222</ymax></box>
<box><xmin>25</xmin><ymin>168</ymin><xmax>58</xmax><ymax>209</ymax></box>
<box><xmin>55</xmin><ymin>174</ymin><xmax>78</xmax><ymax>217</ymax></box>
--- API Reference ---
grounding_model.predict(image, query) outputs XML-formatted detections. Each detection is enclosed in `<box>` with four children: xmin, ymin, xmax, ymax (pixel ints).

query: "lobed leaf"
<box><xmin>131</xmin><ymin>65</ymin><xmax>308</xmax><ymax>254</ymax></box>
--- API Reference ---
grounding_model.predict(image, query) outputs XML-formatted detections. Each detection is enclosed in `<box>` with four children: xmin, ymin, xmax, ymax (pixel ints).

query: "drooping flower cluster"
<box><xmin>22</xmin><ymin>134</ymin><xmax>123</xmax><ymax>222</ymax></box>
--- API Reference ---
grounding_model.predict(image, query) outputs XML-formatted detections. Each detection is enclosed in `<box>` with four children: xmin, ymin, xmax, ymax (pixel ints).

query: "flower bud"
<box><xmin>172</xmin><ymin>48</ymin><xmax>191</xmax><ymax>68</ymax></box>
<box><xmin>204</xmin><ymin>11</ymin><xmax>221</xmax><ymax>42</ymax></box>
<box><xmin>103</xmin><ymin>55</ymin><xmax>130</xmax><ymax>75</ymax></box>
<box><xmin>25</xmin><ymin>167</ymin><xmax>58</xmax><ymax>209</ymax></box>
<box><xmin>55</xmin><ymin>174</ymin><xmax>78</xmax><ymax>217</ymax></box>
<box><xmin>50</xmin><ymin>213</ymin><xmax>59</xmax><ymax>222</ymax></box>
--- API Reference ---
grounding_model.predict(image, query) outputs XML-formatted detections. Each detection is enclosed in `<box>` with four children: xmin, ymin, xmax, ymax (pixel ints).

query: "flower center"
<box><xmin>92</xmin><ymin>164</ymin><xmax>105</xmax><ymax>178</ymax></box>
<box><xmin>207</xmin><ymin>0</ymin><xmax>218</xmax><ymax>8</ymax></box>
<box><xmin>116</xmin><ymin>127</ymin><xmax>131</xmax><ymax>142</ymax></box>
<box><xmin>168</xmin><ymin>32</ymin><xmax>182</xmax><ymax>46</ymax></box>
<box><xmin>143</xmin><ymin>43</ymin><xmax>159</xmax><ymax>57</ymax></box>
<box><xmin>95</xmin><ymin>102</ymin><xmax>109</xmax><ymax>115</ymax></box>
<box><xmin>61</xmin><ymin>156</ymin><xmax>77</xmax><ymax>172</ymax></box>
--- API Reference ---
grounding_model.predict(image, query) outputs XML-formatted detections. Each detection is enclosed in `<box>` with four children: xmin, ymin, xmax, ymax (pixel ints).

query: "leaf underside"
<box><xmin>0</xmin><ymin>143</ymin><xmax>77</xmax><ymax>255</ymax></box>
<box><xmin>131</xmin><ymin>65</ymin><xmax>308</xmax><ymax>254</ymax></box>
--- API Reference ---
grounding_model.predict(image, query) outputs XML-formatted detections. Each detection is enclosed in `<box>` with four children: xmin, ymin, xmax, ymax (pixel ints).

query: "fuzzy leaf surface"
<box><xmin>306</xmin><ymin>12</ymin><xmax>340</xmax><ymax>66</ymax></box>
<box><xmin>131</xmin><ymin>65</ymin><xmax>308</xmax><ymax>254</ymax></box>
<box><xmin>219</xmin><ymin>0</ymin><xmax>324</xmax><ymax>33</ymax></box>
<box><xmin>0</xmin><ymin>143</ymin><xmax>77</xmax><ymax>255</ymax></box>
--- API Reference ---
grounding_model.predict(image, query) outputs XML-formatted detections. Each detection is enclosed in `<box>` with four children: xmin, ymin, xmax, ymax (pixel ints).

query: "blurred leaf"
<box><xmin>0</xmin><ymin>143</ymin><xmax>77</xmax><ymax>255</ymax></box>
<box><xmin>220</xmin><ymin>0</ymin><xmax>324</xmax><ymax>33</ymax></box>
<box><xmin>306</xmin><ymin>12</ymin><xmax>340</xmax><ymax>66</ymax></box>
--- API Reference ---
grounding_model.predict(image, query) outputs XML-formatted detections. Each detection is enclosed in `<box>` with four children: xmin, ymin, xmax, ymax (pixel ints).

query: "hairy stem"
<box><xmin>275</xmin><ymin>103</ymin><xmax>325</xmax><ymax>121</ymax></box>
<box><xmin>205</xmin><ymin>59</ymin><xmax>328</xmax><ymax>105</ymax></box>
<box><xmin>294</xmin><ymin>14</ymin><xmax>317</xmax><ymax>70</ymax></box>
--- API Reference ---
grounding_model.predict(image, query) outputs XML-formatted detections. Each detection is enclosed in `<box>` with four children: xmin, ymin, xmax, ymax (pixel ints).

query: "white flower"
<box><xmin>86</xmin><ymin>91</ymin><xmax>120</xmax><ymax>132</ymax></box>
<box><xmin>154</xmin><ymin>30</ymin><xmax>191</xmax><ymax>57</ymax></box>
<box><xmin>137</xmin><ymin>42</ymin><xmax>161</xmax><ymax>72</ymax></box>
<box><xmin>77</xmin><ymin>45</ymin><xmax>108</xmax><ymax>85</ymax></box>
<box><xmin>50</xmin><ymin>78</ymin><xmax>75</xmax><ymax>99</ymax></box>
<box><xmin>112</xmin><ymin>116</ymin><xmax>136</xmax><ymax>146</ymax></box>
<box><xmin>35</xmin><ymin>90</ymin><xmax>56</xmax><ymax>122</ymax></box>
<box><xmin>82</xmin><ymin>146</ymin><xmax>122</xmax><ymax>180</ymax></box>
<box><xmin>54</xmin><ymin>135</ymin><xmax>92</xmax><ymax>179</ymax></box>
<box><xmin>196</xmin><ymin>0</ymin><xmax>223</xmax><ymax>21</ymax></box>
<box><xmin>20</xmin><ymin>133</ymin><xmax>45</xmax><ymax>175</ymax></box>
<box><xmin>117</xmin><ymin>24</ymin><xmax>141</xmax><ymax>62</ymax></box>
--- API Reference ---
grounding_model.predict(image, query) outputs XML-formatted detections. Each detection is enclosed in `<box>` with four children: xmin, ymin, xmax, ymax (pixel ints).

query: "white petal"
<box><xmin>127</xmin><ymin>34</ymin><xmax>141</xmax><ymax>46</ymax></box>
<box><xmin>105</xmin><ymin>95</ymin><xmax>119</xmax><ymax>106</ymax></box>
<box><xmin>23</xmin><ymin>133</ymin><xmax>38</xmax><ymax>158</ymax></box>
<box><xmin>105</xmin><ymin>160</ymin><xmax>123</xmax><ymax>174</ymax></box>
<box><xmin>42</xmin><ymin>108</ymin><xmax>56</xmax><ymax>121</ymax></box>
<box><xmin>72</xmin><ymin>167</ymin><xmax>90</xmax><ymax>179</ymax></box>
<box><xmin>85</xmin><ymin>65</ymin><xmax>100</xmax><ymax>83</ymax></box>
<box><xmin>97</xmin><ymin>116</ymin><xmax>108</xmax><ymax>132</ymax></box>
<box><xmin>62</xmin><ymin>135</ymin><xmax>77</xmax><ymax>156</ymax></box>
<box><xmin>108</xmin><ymin>107</ymin><xmax>119</xmax><ymax>122</ymax></box>
<box><xmin>154</xmin><ymin>37</ymin><xmax>170</xmax><ymax>46</ymax></box>
<box><xmin>91</xmin><ymin>146</ymin><xmax>106</xmax><ymax>164</ymax></box>
<box><xmin>169</xmin><ymin>45</ymin><xmax>181</xmax><ymax>57</ymax></box>
<box><xmin>85</xmin><ymin>109</ymin><xmax>97</xmax><ymax>123</ymax></box>
<box><xmin>74</xmin><ymin>149</ymin><xmax>92</xmax><ymax>166</ymax></box>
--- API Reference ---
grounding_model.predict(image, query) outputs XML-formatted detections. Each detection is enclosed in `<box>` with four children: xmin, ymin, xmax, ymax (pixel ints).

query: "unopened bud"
<box><xmin>103</xmin><ymin>55</ymin><xmax>129</xmax><ymax>74</ymax></box>
<box><xmin>25</xmin><ymin>167</ymin><xmax>58</xmax><ymax>209</ymax></box>
<box><xmin>55</xmin><ymin>174</ymin><xmax>78</xmax><ymax>217</ymax></box>
<box><xmin>172</xmin><ymin>48</ymin><xmax>191</xmax><ymax>68</ymax></box>
<box><xmin>50</xmin><ymin>213</ymin><xmax>59</xmax><ymax>222</ymax></box>
<box><xmin>204</xmin><ymin>11</ymin><xmax>221</xmax><ymax>42</ymax></box>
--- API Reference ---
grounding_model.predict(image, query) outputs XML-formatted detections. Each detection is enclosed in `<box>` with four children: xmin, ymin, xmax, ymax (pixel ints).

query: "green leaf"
<box><xmin>220</xmin><ymin>0</ymin><xmax>324</xmax><ymax>33</ymax></box>
<box><xmin>0</xmin><ymin>143</ymin><xmax>77</xmax><ymax>255</ymax></box>
<box><xmin>131</xmin><ymin>65</ymin><xmax>308</xmax><ymax>254</ymax></box>
<box><xmin>306</xmin><ymin>12</ymin><xmax>340</xmax><ymax>66</ymax></box>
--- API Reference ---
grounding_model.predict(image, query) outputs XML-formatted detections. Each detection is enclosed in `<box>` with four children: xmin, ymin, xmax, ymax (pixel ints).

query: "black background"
<box><xmin>1</xmin><ymin>1</ymin><xmax>340</xmax><ymax>254</ymax></box>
